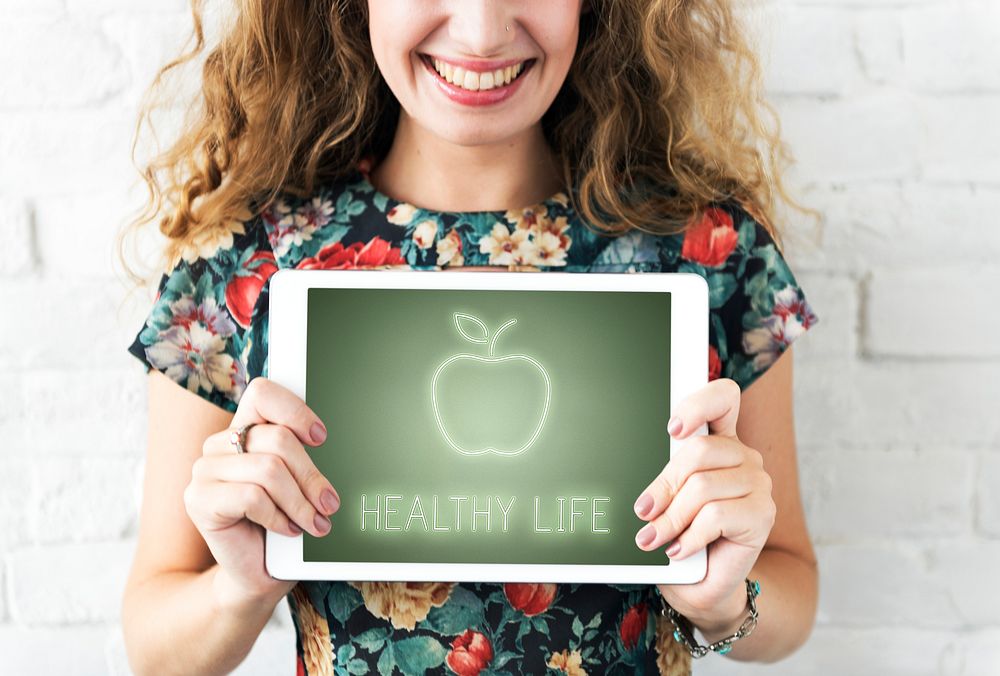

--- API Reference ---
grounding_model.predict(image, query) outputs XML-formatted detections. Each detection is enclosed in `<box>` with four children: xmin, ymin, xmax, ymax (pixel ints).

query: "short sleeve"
<box><xmin>126</xmin><ymin>216</ymin><xmax>278</xmax><ymax>413</ymax></box>
<box><xmin>678</xmin><ymin>201</ymin><xmax>820</xmax><ymax>391</ymax></box>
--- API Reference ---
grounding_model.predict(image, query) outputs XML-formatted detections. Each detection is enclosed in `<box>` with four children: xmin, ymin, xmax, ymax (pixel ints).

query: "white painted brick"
<box><xmin>800</xmin><ymin>449</ymin><xmax>975</xmax><ymax>542</ymax></box>
<box><xmin>976</xmin><ymin>454</ymin><xmax>1000</xmax><ymax>538</ymax></box>
<box><xmin>917</xmin><ymin>95</ymin><xmax>1000</xmax><ymax>183</ymax></box>
<box><xmin>925</xmin><ymin>542</ymin><xmax>1000</xmax><ymax>628</ymax></box>
<box><xmin>947</xmin><ymin>628</ymin><xmax>1000</xmax><ymax>676</ymax></box>
<box><xmin>0</xmin><ymin>561</ymin><xmax>5</xmax><ymax>622</ymax></box>
<box><xmin>100</xmin><ymin>11</ymin><xmax>201</xmax><ymax>107</ymax></box>
<box><xmin>787</xmin><ymin>183</ymin><xmax>1000</xmax><ymax>273</ymax></box>
<box><xmin>32</xmin><ymin>187</ymin><xmax>137</xmax><ymax>279</ymax></box>
<box><xmin>7</xmin><ymin>541</ymin><xmax>133</xmax><ymax>624</ymax></box>
<box><xmin>0</xmin><ymin>279</ymin><xmax>126</xmax><ymax>371</ymax></box>
<box><xmin>0</xmin><ymin>369</ymin><xmax>145</xmax><ymax>455</ymax></box>
<box><xmin>67</xmin><ymin>0</ymin><xmax>189</xmax><ymax>13</ymax></box>
<box><xmin>754</xmin><ymin>5</ymin><xmax>855</xmax><ymax>96</ymax></box>
<box><xmin>902</xmin><ymin>1</ymin><xmax>1000</xmax><ymax>93</ymax></box>
<box><xmin>31</xmin><ymin>457</ymin><xmax>137</xmax><ymax>544</ymax></box>
<box><xmin>774</xmin><ymin>93</ymin><xmax>921</xmax><ymax>184</ymax></box>
<box><xmin>696</xmin><ymin>626</ymin><xmax>948</xmax><ymax>676</ymax></box>
<box><xmin>854</xmin><ymin>10</ymin><xmax>904</xmax><ymax>85</ymax></box>
<box><xmin>0</xmin><ymin>110</ymin><xmax>139</xmax><ymax>195</ymax></box>
<box><xmin>0</xmin><ymin>457</ymin><xmax>32</xmax><ymax>552</ymax></box>
<box><xmin>0</xmin><ymin>195</ymin><xmax>36</xmax><ymax>276</ymax></box>
<box><xmin>815</xmin><ymin>542</ymin><xmax>971</xmax><ymax>628</ymax></box>
<box><xmin>865</xmin><ymin>266</ymin><xmax>1000</xmax><ymax>358</ymax></box>
<box><xmin>790</xmin><ymin>272</ymin><xmax>858</xmax><ymax>359</ymax></box>
<box><xmin>794</xmin><ymin>360</ymin><xmax>1000</xmax><ymax>451</ymax></box>
<box><xmin>0</xmin><ymin>625</ymin><xmax>109</xmax><ymax>675</ymax></box>
<box><xmin>0</xmin><ymin>15</ymin><xmax>128</xmax><ymax>110</ymax></box>
<box><xmin>0</xmin><ymin>0</ymin><xmax>63</xmax><ymax>12</ymax></box>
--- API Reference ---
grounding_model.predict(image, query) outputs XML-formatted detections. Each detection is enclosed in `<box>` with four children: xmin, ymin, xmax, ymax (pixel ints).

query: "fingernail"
<box><xmin>321</xmin><ymin>488</ymin><xmax>340</xmax><ymax>514</ymax></box>
<box><xmin>311</xmin><ymin>422</ymin><xmax>327</xmax><ymax>445</ymax></box>
<box><xmin>636</xmin><ymin>523</ymin><xmax>656</xmax><ymax>547</ymax></box>
<box><xmin>667</xmin><ymin>417</ymin><xmax>682</xmax><ymax>436</ymax></box>
<box><xmin>314</xmin><ymin>513</ymin><xmax>331</xmax><ymax>534</ymax></box>
<box><xmin>666</xmin><ymin>540</ymin><xmax>681</xmax><ymax>557</ymax></box>
<box><xmin>288</xmin><ymin>521</ymin><xmax>302</xmax><ymax>535</ymax></box>
<box><xmin>634</xmin><ymin>493</ymin><xmax>654</xmax><ymax>518</ymax></box>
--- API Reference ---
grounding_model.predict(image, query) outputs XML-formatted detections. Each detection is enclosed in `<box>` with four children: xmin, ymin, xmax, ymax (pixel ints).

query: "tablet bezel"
<box><xmin>267</xmin><ymin>269</ymin><xmax>708</xmax><ymax>584</ymax></box>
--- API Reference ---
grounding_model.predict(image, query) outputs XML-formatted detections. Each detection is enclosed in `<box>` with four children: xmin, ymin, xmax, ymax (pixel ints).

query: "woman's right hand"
<box><xmin>183</xmin><ymin>377</ymin><xmax>340</xmax><ymax>608</ymax></box>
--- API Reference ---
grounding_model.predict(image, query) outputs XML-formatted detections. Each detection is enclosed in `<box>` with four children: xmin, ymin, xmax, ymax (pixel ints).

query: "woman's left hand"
<box><xmin>632</xmin><ymin>377</ymin><xmax>776</xmax><ymax>633</ymax></box>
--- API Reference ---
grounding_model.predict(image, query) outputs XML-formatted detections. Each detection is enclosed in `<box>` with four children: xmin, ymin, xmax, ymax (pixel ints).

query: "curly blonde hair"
<box><xmin>118</xmin><ymin>0</ymin><xmax>818</xmax><ymax>282</ymax></box>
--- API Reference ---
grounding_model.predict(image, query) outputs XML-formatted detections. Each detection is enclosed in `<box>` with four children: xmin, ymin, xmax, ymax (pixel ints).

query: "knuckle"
<box><xmin>722</xmin><ymin>377</ymin><xmax>741</xmax><ymax>400</ymax></box>
<box><xmin>747</xmin><ymin>446</ymin><xmax>764</xmax><ymax>468</ymax></box>
<box><xmin>686</xmin><ymin>472</ymin><xmax>710</xmax><ymax>501</ymax></box>
<box><xmin>759</xmin><ymin>470</ymin><xmax>773</xmax><ymax>494</ymax></box>
<box><xmin>275</xmin><ymin>424</ymin><xmax>299</xmax><ymax>452</ymax></box>
<box><xmin>685</xmin><ymin>434</ymin><xmax>711</xmax><ymax>457</ymax></box>
<box><xmin>701</xmin><ymin>500</ymin><xmax>724</xmax><ymax>523</ymax></box>
<box><xmin>257</xmin><ymin>453</ymin><xmax>286</xmax><ymax>484</ymax></box>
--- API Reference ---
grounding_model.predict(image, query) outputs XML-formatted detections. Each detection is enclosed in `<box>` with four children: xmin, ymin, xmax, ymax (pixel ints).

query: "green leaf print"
<box><xmin>392</xmin><ymin>636</ymin><xmax>447</xmax><ymax>675</ymax></box>
<box><xmin>355</xmin><ymin>627</ymin><xmax>389</xmax><ymax>653</ymax></box>
<box><xmin>376</xmin><ymin>643</ymin><xmax>396</xmax><ymax>676</ymax></box>
<box><xmin>328</xmin><ymin>583</ymin><xmax>364</xmax><ymax>624</ymax></box>
<box><xmin>737</xmin><ymin>218</ymin><xmax>756</xmax><ymax>251</ymax></box>
<box><xmin>707</xmin><ymin>272</ymin><xmax>738</xmax><ymax>309</ymax></box>
<box><xmin>421</xmin><ymin>586</ymin><xmax>486</xmax><ymax>634</ymax></box>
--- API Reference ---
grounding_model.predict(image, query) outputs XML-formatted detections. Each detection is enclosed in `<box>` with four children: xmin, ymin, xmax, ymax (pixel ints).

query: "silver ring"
<box><xmin>229</xmin><ymin>423</ymin><xmax>256</xmax><ymax>454</ymax></box>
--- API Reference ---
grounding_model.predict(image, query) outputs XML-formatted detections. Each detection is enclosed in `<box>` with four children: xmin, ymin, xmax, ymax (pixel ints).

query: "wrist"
<box><xmin>686</xmin><ymin>583</ymin><xmax>751</xmax><ymax>644</ymax></box>
<box><xmin>211</xmin><ymin>566</ymin><xmax>288</xmax><ymax>616</ymax></box>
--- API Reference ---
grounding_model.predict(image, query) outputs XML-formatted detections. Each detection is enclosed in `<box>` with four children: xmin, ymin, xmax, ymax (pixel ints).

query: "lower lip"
<box><xmin>420</xmin><ymin>56</ymin><xmax>533</xmax><ymax>107</ymax></box>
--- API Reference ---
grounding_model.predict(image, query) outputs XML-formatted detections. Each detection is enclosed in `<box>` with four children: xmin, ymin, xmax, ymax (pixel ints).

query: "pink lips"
<box><xmin>420</xmin><ymin>54</ymin><xmax>534</xmax><ymax>107</ymax></box>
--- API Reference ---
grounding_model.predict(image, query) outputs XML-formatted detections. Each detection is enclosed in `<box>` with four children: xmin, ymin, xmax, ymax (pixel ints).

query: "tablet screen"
<box><xmin>304</xmin><ymin>286</ymin><xmax>671</xmax><ymax>567</ymax></box>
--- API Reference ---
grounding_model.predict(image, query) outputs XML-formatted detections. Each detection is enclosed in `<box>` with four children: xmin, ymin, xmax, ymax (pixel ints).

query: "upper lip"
<box><xmin>421</xmin><ymin>54</ymin><xmax>532</xmax><ymax>72</ymax></box>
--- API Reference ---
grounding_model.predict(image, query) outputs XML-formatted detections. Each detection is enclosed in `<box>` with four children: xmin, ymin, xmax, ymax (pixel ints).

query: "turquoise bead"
<box><xmin>673</xmin><ymin>629</ymin><xmax>682</xmax><ymax>642</ymax></box>
<box><xmin>718</xmin><ymin>644</ymin><xmax>733</xmax><ymax>655</ymax></box>
<box><xmin>752</xmin><ymin>580</ymin><xmax>761</xmax><ymax>595</ymax></box>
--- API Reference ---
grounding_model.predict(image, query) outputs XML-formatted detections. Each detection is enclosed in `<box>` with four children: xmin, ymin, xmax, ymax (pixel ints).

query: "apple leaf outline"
<box><xmin>454</xmin><ymin>313</ymin><xmax>489</xmax><ymax>344</ymax></box>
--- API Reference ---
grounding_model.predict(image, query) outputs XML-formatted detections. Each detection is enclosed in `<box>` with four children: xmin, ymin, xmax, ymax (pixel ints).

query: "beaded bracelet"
<box><xmin>658</xmin><ymin>578</ymin><xmax>761</xmax><ymax>658</ymax></box>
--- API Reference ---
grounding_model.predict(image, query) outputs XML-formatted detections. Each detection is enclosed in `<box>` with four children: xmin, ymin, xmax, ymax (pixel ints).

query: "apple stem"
<box><xmin>488</xmin><ymin>318</ymin><xmax>517</xmax><ymax>356</ymax></box>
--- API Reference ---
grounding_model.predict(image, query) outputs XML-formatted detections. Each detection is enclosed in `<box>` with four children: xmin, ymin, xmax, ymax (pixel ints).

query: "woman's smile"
<box><xmin>418</xmin><ymin>53</ymin><xmax>536</xmax><ymax>107</ymax></box>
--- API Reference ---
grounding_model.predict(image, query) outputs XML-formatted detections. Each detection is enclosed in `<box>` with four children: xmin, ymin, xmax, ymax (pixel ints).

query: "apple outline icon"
<box><xmin>431</xmin><ymin>312</ymin><xmax>552</xmax><ymax>457</ymax></box>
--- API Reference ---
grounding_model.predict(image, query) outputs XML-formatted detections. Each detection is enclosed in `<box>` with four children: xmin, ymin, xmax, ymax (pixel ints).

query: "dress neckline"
<box><xmin>352</xmin><ymin>157</ymin><xmax>572</xmax><ymax>218</ymax></box>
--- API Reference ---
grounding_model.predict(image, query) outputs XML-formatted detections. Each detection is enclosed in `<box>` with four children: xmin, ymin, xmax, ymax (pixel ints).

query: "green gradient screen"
<box><xmin>304</xmin><ymin>287</ymin><xmax>671</xmax><ymax>566</ymax></box>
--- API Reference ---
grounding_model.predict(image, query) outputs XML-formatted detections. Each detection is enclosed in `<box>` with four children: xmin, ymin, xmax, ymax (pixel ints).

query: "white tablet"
<box><xmin>266</xmin><ymin>269</ymin><xmax>708</xmax><ymax>584</ymax></box>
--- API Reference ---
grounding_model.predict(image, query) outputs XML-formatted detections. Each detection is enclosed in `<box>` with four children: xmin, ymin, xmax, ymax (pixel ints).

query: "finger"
<box><xmin>633</xmin><ymin>466</ymin><xmax>757</xmax><ymax>552</ymax></box>
<box><xmin>666</xmin><ymin>377</ymin><xmax>742</xmax><ymax>440</ymax></box>
<box><xmin>666</xmin><ymin>494</ymin><xmax>776</xmax><ymax>560</ymax></box>
<box><xmin>185</xmin><ymin>479</ymin><xmax>302</xmax><ymax>538</ymax></box>
<box><xmin>231</xmin><ymin>377</ymin><xmax>327</xmax><ymax>447</ymax></box>
<box><xmin>193</xmin><ymin>452</ymin><xmax>333</xmax><ymax>537</ymax></box>
<box><xmin>633</xmin><ymin>434</ymin><xmax>745</xmax><ymax>520</ymax></box>
<box><xmin>203</xmin><ymin>423</ymin><xmax>341</xmax><ymax>517</ymax></box>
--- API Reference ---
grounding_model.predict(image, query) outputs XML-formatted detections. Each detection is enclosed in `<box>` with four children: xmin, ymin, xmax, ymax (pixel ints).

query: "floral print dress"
<box><xmin>128</xmin><ymin>160</ymin><xmax>819</xmax><ymax>676</ymax></box>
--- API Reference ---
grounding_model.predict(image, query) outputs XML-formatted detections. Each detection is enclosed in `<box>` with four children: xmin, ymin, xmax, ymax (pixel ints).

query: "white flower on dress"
<box><xmin>742</xmin><ymin>285</ymin><xmax>817</xmax><ymax>370</ymax></box>
<box><xmin>412</xmin><ymin>219</ymin><xmax>438</xmax><ymax>249</ymax></box>
<box><xmin>266</xmin><ymin>197</ymin><xmax>327</xmax><ymax>258</ymax></box>
<box><xmin>532</xmin><ymin>230</ymin><xmax>568</xmax><ymax>266</ymax></box>
<box><xmin>387</xmin><ymin>202</ymin><xmax>418</xmax><ymax>226</ymax></box>
<box><xmin>436</xmin><ymin>229</ymin><xmax>464</xmax><ymax>267</ymax></box>
<box><xmin>479</xmin><ymin>223</ymin><xmax>537</xmax><ymax>266</ymax></box>
<box><xmin>145</xmin><ymin>294</ymin><xmax>244</xmax><ymax>398</ymax></box>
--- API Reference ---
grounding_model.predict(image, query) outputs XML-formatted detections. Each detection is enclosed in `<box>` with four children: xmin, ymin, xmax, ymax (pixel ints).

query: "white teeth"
<box><xmin>429</xmin><ymin>57</ymin><xmax>527</xmax><ymax>91</ymax></box>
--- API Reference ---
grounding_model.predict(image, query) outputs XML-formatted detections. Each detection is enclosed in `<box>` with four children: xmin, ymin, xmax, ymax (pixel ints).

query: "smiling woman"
<box><xmin>119</xmin><ymin>0</ymin><xmax>820</xmax><ymax>674</ymax></box>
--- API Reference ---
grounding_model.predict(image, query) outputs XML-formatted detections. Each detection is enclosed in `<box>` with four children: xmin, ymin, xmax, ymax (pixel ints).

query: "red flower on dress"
<box><xmin>708</xmin><ymin>343</ymin><xmax>722</xmax><ymax>381</ymax></box>
<box><xmin>446</xmin><ymin>629</ymin><xmax>494</xmax><ymax>676</ymax></box>
<box><xmin>619</xmin><ymin>601</ymin><xmax>648</xmax><ymax>650</ymax></box>
<box><xmin>503</xmin><ymin>583</ymin><xmax>557</xmax><ymax>616</ymax></box>
<box><xmin>681</xmin><ymin>207</ymin><xmax>739</xmax><ymax>268</ymax></box>
<box><xmin>225</xmin><ymin>251</ymin><xmax>278</xmax><ymax>328</ymax></box>
<box><xmin>296</xmin><ymin>237</ymin><xmax>404</xmax><ymax>270</ymax></box>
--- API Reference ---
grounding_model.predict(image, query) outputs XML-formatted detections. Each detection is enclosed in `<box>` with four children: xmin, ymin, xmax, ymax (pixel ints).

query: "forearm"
<box><xmin>686</xmin><ymin>547</ymin><xmax>819</xmax><ymax>663</ymax></box>
<box><xmin>122</xmin><ymin>565</ymin><xmax>285</xmax><ymax>676</ymax></box>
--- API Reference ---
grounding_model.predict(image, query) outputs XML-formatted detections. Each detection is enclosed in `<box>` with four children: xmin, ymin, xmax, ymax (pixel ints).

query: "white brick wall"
<box><xmin>0</xmin><ymin>0</ymin><xmax>996</xmax><ymax>674</ymax></box>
